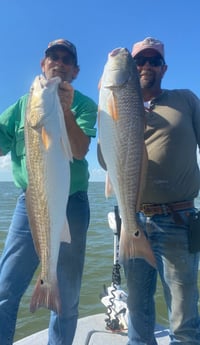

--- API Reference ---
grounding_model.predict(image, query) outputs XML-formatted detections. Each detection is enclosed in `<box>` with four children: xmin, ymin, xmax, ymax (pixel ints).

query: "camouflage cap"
<box><xmin>132</xmin><ymin>37</ymin><xmax>165</xmax><ymax>59</ymax></box>
<box><xmin>45</xmin><ymin>38</ymin><xmax>78</xmax><ymax>65</ymax></box>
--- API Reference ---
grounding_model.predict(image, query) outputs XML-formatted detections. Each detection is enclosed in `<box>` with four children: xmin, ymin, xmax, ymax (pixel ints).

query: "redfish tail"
<box><xmin>30</xmin><ymin>277</ymin><xmax>61</xmax><ymax>314</ymax></box>
<box><xmin>119</xmin><ymin>224</ymin><xmax>157</xmax><ymax>268</ymax></box>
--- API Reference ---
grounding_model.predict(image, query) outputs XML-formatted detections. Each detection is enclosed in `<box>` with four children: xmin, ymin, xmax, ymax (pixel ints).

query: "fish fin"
<box><xmin>105</xmin><ymin>173</ymin><xmax>113</xmax><ymax>197</ymax></box>
<box><xmin>136</xmin><ymin>144</ymin><xmax>148</xmax><ymax>212</ymax></box>
<box><xmin>41</xmin><ymin>126</ymin><xmax>51</xmax><ymax>150</ymax></box>
<box><xmin>30</xmin><ymin>277</ymin><xmax>61</xmax><ymax>314</ymax></box>
<box><xmin>60</xmin><ymin>218</ymin><xmax>71</xmax><ymax>243</ymax></box>
<box><xmin>119</xmin><ymin>222</ymin><xmax>157</xmax><ymax>268</ymax></box>
<box><xmin>107</xmin><ymin>92</ymin><xmax>119</xmax><ymax>120</ymax></box>
<box><xmin>97</xmin><ymin>141</ymin><xmax>107</xmax><ymax>170</ymax></box>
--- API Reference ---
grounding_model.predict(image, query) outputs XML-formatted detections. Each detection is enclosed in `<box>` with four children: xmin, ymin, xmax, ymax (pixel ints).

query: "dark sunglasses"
<box><xmin>134</xmin><ymin>56</ymin><xmax>165</xmax><ymax>67</ymax></box>
<box><xmin>47</xmin><ymin>52</ymin><xmax>74</xmax><ymax>66</ymax></box>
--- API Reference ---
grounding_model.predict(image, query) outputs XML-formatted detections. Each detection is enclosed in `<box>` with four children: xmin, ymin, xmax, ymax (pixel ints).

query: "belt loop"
<box><xmin>168</xmin><ymin>204</ymin><xmax>184</xmax><ymax>225</ymax></box>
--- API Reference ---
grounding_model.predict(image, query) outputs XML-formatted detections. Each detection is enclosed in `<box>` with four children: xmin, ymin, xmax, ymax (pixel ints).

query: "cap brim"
<box><xmin>45</xmin><ymin>45</ymin><xmax>72</xmax><ymax>54</ymax></box>
<box><xmin>133</xmin><ymin>47</ymin><xmax>164</xmax><ymax>59</ymax></box>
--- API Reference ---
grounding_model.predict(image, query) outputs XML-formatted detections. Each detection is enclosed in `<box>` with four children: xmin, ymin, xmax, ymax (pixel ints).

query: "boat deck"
<box><xmin>14</xmin><ymin>313</ymin><xmax>169</xmax><ymax>345</ymax></box>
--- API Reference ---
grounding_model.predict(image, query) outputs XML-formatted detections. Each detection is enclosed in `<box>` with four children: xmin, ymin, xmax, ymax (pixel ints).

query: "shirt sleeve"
<box><xmin>0</xmin><ymin>103</ymin><xmax>17</xmax><ymax>154</ymax></box>
<box><xmin>0</xmin><ymin>95</ymin><xmax>28</xmax><ymax>155</ymax></box>
<box><xmin>187</xmin><ymin>90</ymin><xmax>200</xmax><ymax>147</ymax></box>
<box><xmin>72</xmin><ymin>90</ymin><xmax>97</xmax><ymax>138</ymax></box>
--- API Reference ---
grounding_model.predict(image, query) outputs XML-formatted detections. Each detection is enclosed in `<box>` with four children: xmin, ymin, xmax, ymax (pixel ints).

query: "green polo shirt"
<box><xmin>0</xmin><ymin>90</ymin><xmax>97</xmax><ymax>195</ymax></box>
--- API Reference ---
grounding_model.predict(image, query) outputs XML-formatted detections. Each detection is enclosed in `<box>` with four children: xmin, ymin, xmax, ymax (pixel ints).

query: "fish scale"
<box><xmin>25</xmin><ymin>75</ymin><xmax>73</xmax><ymax>313</ymax></box>
<box><xmin>98</xmin><ymin>48</ymin><xmax>156</xmax><ymax>267</ymax></box>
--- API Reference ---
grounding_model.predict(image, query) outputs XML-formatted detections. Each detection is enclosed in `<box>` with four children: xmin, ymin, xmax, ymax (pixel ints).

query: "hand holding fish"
<box><xmin>58</xmin><ymin>81</ymin><xmax>74</xmax><ymax>113</ymax></box>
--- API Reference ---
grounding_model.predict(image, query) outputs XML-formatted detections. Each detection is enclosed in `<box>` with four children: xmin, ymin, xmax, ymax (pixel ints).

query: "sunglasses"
<box><xmin>134</xmin><ymin>56</ymin><xmax>165</xmax><ymax>67</ymax></box>
<box><xmin>47</xmin><ymin>52</ymin><xmax>74</xmax><ymax>66</ymax></box>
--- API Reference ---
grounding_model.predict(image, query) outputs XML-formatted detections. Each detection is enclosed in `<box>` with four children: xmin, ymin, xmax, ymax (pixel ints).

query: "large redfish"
<box><xmin>25</xmin><ymin>75</ymin><xmax>73</xmax><ymax>313</ymax></box>
<box><xmin>98</xmin><ymin>48</ymin><xmax>156</xmax><ymax>267</ymax></box>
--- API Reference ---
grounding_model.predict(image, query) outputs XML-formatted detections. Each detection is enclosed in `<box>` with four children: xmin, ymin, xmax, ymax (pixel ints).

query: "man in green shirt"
<box><xmin>0</xmin><ymin>38</ymin><xmax>97</xmax><ymax>345</ymax></box>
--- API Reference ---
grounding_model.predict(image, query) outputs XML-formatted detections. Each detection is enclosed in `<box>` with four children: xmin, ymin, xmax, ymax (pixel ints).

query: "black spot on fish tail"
<box><xmin>30</xmin><ymin>276</ymin><xmax>61</xmax><ymax>314</ymax></box>
<box><xmin>134</xmin><ymin>230</ymin><xmax>140</xmax><ymax>237</ymax></box>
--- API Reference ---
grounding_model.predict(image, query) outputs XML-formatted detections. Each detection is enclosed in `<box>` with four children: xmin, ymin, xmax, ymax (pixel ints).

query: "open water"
<box><xmin>0</xmin><ymin>181</ymin><xmax>200</xmax><ymax>342</ymax></box>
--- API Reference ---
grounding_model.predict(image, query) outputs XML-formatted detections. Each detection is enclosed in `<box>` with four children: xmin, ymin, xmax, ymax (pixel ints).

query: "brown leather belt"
<box><xmin>141</xmin><ymin>201</ymin><xmax>194</xmax><ymax>216</ymax></box>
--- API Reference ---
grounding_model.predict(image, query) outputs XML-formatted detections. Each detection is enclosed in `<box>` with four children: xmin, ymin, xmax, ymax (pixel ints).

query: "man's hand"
<box><xmin>58</xmin><ymin>81</ymin><xmax>74</xmax><ymax>113</ymax></box>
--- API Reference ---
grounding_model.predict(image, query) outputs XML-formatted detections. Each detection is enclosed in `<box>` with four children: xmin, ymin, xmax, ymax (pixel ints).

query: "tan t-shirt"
<box><xmin>142</xmin><ymin>89</ymin><xmax>200</xmax><ymax>204</ymax></box>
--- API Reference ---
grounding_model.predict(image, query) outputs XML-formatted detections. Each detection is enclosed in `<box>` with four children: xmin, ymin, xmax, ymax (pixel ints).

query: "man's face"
<box><xmin>134</xmin><ymin>49</ymin><xmax>167</xmax><ymax>89</ymax></box>
<box><xmin>41</xmin><ymin>48</ymin><xmax>79</xmax><ymax>82</ymax></box>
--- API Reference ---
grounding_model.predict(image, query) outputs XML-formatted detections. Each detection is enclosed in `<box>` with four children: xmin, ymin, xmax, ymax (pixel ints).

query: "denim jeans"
<box><xmin>124</xmin><ymin>209</ymin><xmax>200</xmax><ymax>345</ymax></box>
<box><xmin>0</xmin><ymin>190</ymin><xmax>89</xmax><ymax>345</ymax></box>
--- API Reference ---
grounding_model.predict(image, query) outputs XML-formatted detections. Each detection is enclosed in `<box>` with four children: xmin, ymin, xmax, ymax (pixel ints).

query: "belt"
<box><xmin>141</xmin><ymin>200</ymin><xmax>194</xmax><ymax>216</ymax></box>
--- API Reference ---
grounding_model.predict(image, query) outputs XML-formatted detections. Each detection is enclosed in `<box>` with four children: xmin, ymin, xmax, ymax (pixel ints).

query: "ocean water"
<box><xmin>0</xmin><ymin>181</ymin><xmax>200</xmax><ymax>342</ymax></box>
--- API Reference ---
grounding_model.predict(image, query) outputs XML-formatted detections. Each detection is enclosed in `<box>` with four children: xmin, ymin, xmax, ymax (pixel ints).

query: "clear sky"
<box><xmin>0</xmin><ymin>0</ymin><xmax>199</xmax><ymax>182</ymax></box>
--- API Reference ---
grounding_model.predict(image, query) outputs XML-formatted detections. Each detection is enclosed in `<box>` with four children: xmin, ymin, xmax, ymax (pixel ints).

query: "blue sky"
<box><xmin>0</xmin><ymin>0</ymin><xmax>199</xmax><ymax>182</ymax></box>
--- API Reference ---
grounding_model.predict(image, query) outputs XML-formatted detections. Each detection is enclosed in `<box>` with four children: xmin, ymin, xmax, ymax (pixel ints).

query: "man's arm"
<box><xmin>63</xmin><ymin>109</ymin><xmax>90</xmax><ymax>159</ymax></box>
<box><xmin>58</xmin><ymin>81</ymin><xmax>91</xmax><ymax>160</ymax></box>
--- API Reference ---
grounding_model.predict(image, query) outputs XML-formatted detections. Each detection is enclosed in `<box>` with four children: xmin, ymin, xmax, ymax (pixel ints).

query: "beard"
<box><xmin>46</xmin><ymin>67</ymin><xmax>70</xmax><ymax>82</ymax></box>
<box><xmin>140</xmin><ymin>72</ymin><xmax>156</xmax><ymax>89</ymax></box>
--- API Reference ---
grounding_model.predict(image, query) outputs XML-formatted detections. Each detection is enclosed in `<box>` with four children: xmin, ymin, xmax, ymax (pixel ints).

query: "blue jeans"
<box><xmin>124</xmin><ymin>209</ymin><xmax>200</xmax><ymax>345</ymax></box>
<box><xmin>0</xmin><ymin>190</ymin><xmax>89</xmax><ymax>345</ymax></box>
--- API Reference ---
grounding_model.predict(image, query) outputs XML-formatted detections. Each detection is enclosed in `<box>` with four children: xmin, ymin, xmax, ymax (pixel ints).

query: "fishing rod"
<box><xmin>100</xmin><ymin>205</ymin><xmax>129</xmax><ymax>331</ymax></box>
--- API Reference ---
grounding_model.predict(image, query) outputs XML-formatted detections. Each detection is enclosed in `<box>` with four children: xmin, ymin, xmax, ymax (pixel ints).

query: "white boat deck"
<box><xmin>14</xmin><ymin>313</ymin><xmax>169</xmax><ymax>345</ymax></box>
